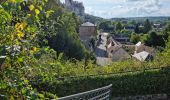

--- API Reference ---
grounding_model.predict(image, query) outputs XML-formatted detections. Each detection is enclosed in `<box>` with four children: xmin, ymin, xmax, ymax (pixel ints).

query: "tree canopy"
<box><xmin>116</xmin><ymin>22</ymin><xmax>123</xmax><ymax>31</ymax></box>
<box><xmin>144</xmin><ymin>19</ymin><xmax>152</xmax><ymax>33</ymax></box>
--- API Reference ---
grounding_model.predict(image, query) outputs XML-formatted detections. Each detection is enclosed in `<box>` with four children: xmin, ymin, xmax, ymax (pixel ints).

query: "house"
<box><xmin>113</xmin><ymin>34</ymin><xmax>130</xmax><ymax>44</ymax></box>
<box><xmin>132</xmin><ymin>51</ymin><xmax>153</xmax><ymax>61</ymax></box>
<box><xmin>135</xmin><ymin>42</ymin><xmax>155</xmax><ymax>54</ymax></box>
<box><xmin>153</xmin><ymin>23</ymin><xmax>162</xmax><ymax>30</ymax></box>
<box><xmin>106</xmin><ymin>36</ymin><xmax>131</xmax><ymax>61</ymax></box>
<box><xmin>124</xmin><ymin>26</ymin><xmax>135</xmax><ymax>31</ymax></box>
<box><xmin>132</xmin><ymin>42</ymin><xmax>155</xmax><ymax>61</ymax></box>
<box><xmin>106</xmin><ymin>36</ymin><xmax>121</xmax><ymax>48</ymax></box>
<box><xmin>79</xmin><ymin>22</ymin><xmax>97</xmax><ymax>51</ymax></box>
<box><xmin>107</xmin><ymin>46</ymin><xmax>131</xmax><ymax>61</ymax></box>
<box><xmin>122</xmin><ymin>44</ymin><xmax>135</xmax><ymax>55</ymax></box>
<box><xmin>121</xmin><ymin>20</ymin><xmax>128</xmax><ymax>24</ymax></box>
<box><xmin>79</xmin><ymin>22</ymin><xmax>97</xmax><ymax>39</ymax></box>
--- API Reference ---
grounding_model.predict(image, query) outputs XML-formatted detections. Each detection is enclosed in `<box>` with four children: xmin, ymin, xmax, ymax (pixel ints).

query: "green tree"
<box><xmin>116</xmin><ymin>22</ymin><xmax>123</xmax><ymax>31</ymax></box>
<box><xmin>45</xmin><ymin>9</ymin><xmax>87</xmax><ymax>60</ymax></box>
<box><xmin>99</xmin><ymin>21</ymin><xmax>114</xmax><ymax>32</ymax></box>
<box><xmin>144</xmin><ymin>19</ymin><xmax>152</xmax><ymax>33</ymax></box>
<box><xmin>144</xmin><ymin>31</ymin><xmax>165</xmax><ymax>47</ymax></box>
<box><xmin>129</xmin><ymin>20</ymin><xmax>136</xmax><ymax>25</ymax></box>
<box><xmin>163</xmin><ymin>21</ymin><xmax>170</xmax><ymax>41</ymax></box>
<box><xmin>134</xmin><ymin>24</ymin><xmax>140</xmax><ymax>34</ymax></box>
<box><xmin>130</xmin><ymin>33</ymin><xmax>141</xmax><ymax>44</ymax></box>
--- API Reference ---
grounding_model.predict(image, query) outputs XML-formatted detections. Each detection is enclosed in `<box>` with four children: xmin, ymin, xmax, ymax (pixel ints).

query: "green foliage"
<box><xmin>42</xmin><ymin>1</ymin><xmax>87</xmax><ymax>60</ymax></box>
<box><xmin>129</xmin><ymin>20</ymin><xmax>136</xmax><ymax>25</ymax></box>
<box><xmin>31</xmin><ymin>68</ymin><xmax>170</xmax><ymax>97</ymax></box>
<box><xmin>144</xmin><ymin>31</ymin><xmax>165</xmax><ymax>47</ymax></box>
<box><xmin>120</xmin><ymin>29</ymin><xmax>132</xmax><ymax>36</ymax></box>
<box><xmin>0</xmin><ymin>0</ymin><xmax>59</xmax><ymax>99</ymax></box>
<box><xmin>130</xmin><ymin>33</ymin><xmax>141</xmax><ymax>44</ymax></box>
<box><xmin>116</xmin><ymin>22</ymin><xmax>123</xmax><ymax>31</ymax></box>
<box><xmin>134</xmin><ymin>24</ymin><xmax>140</xmax><ymax>34</ymax></box>
<box><xmin>99</xmin><ymin>21</ymin><xmax>114</xmax><ymax>32</ymax></box>
<box><xmin>162</xmin><ymin>20</ymin><xmax>170</xmax><ymax>41</ymax></box>
<box><xmin>0</xmin><ymin>0</ymin><xmax>170</xmax><ymax>99</ymax></box>
<box><xmin>144</xmin><ymin>19</ymin><xmax>152</xmax><ymax>33</ymax></box>
<box><xmin>84</xmin><ymin>14</ymin><xmax>107</xmax><ymax>25</ymax></box>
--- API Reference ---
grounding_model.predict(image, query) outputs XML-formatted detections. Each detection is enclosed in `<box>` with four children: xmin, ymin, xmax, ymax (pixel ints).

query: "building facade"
<box><xmin>79</xmin><ymin>22</ymin><xmax>97</xmax><ymax>50</ymax></box>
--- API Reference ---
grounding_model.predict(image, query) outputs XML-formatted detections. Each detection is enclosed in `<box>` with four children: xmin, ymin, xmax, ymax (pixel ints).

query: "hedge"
<box><xmin>31</xmin><ymin>67</ymin><xmax>170</xmax><ymax>97</ymax></box>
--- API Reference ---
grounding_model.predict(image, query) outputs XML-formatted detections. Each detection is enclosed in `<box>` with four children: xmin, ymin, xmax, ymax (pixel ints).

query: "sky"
<box><xmin>61</xmin><ymin>0</ymin><xmax>170</xmax><ymax>18</ymax></box>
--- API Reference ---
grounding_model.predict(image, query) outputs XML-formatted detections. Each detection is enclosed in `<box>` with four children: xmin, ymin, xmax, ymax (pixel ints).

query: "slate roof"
<box><xmin>81</xmin><ymin>22</ymin><xmax>96</xmax><ymax>27</ymax></box>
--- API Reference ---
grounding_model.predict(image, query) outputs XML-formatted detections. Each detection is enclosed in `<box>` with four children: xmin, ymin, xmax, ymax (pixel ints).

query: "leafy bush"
<box><xmin>0</xmin><ymin>0</ymin><xmax>170</xmax><ymax>99</ymax></box>
<box><xmin>31</xmin><ymin>68</ymin><xmax>170</xmax><ymax>97</ymax></box>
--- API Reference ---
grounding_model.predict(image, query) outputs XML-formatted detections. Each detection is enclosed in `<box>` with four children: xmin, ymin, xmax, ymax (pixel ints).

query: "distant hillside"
<box><xmin>83</xmin><ymin>14</ymin><xmax>109</xmax><ymax>25</ymax></box>
<box><xmin>111</xmin><ymin>16</ymin><xmax>170</xmax><ymax>23</ymax></box>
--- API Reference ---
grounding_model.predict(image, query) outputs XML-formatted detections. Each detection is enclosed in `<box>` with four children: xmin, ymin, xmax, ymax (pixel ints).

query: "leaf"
<box><xmin>8</xmin><ymin>0</ymin><xmax>16</xmax><ymax>3</ymax></box>
<box><xmin>9</xmin><ymin>96</ymin><xmax>14</xmax><ymax>100</ymax></box>
<box><xmin>17</xmin><ymin>30</ymin><xmax>24</xmax><ymax>39</ymax></box>
<box><xmin>38</xmin><ymin>93</ymin><xmax>44</xmax><ymax>99</ymax></box>
<box><xmin>32</xmin><ymin>47</ymin><xmax>37</xmax><ymax>52</ymax></box>
<box><xmin>38</xmin><ymin>6</ymin><xmax>42</xmax><ymax>11</ymax></box>
<box><xmin>15</xmin><ymin>22</ymin><xmax>27</xmax><ymax>31</ymax></box>
<box><xmin>27</xmin><ymin>14</ymin><xmax>31</xmax><ymax>18</ymax></box>
<box><xmin>35</xmin><ymin>9</ymin><xmax>40</xmax><ymax>15</ymax></box>
<box><xmin>18</xmin><ymin>5</ymin><xmax>21</xmax><ymax>10</ymax></box>
<box><xmin>45</xmin><ymin>10</ymin><xmax>54</xmax><ymax>18</ymax></box>
<box><xmin>24</xmin><ymin>80</ymin><xmax>29</xmax><ymax>84</ymax></box>
<box><xmin>29</xmin><ymin>5</ymin><xmax>34</xmax><ymax>11</ymax></box>
<box><xmin>18</xmin><ymin>57</ymin><xmax>23</xmax><ymax>62</ymax></box>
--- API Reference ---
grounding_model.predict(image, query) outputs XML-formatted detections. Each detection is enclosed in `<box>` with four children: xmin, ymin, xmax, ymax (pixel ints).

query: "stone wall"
<box><xmin>79</xmin><ymin>26</ymin><xmax>97</xmax><ymax>39</ymax></box>
<box><xmin>79</xmin><ymin>26</ymin><xmax>97</xmax><ymax>51</ymax></box>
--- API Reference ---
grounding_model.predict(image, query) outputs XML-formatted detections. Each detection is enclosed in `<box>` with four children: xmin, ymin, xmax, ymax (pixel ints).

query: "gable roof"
<box><xmin>106</xmin><ymin>36</ymin><xmax>120</xmax><ymax>47</ymax></box>
<box><xmin>132</xmin><ymin>51</ymin><xmax>150</xmax><ymax>61</ymax></box>
<box><xmin>108</xmin><ymin>46</ymin><xmax>121</xmax><ymax>54</ymax></box>
<box><xmin>81</xmin><ymin>22</ymin><xmax>96</xmax><ymax>27</ymax></box>
<box><xmin>136</xmin><ymin>45</ymin><xmax>155</xmax><ymax>54</ymax></box>
<box><xmin>109</xmin><ymin>47</ymin><xmax>131</xmax><ymax>61</ymax></box>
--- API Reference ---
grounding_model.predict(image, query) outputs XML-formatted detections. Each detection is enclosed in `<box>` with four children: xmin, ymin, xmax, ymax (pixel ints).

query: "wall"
<box><xmin>79</xmin><ymin>26</ymin><xmax>97</xmax><ymax>50</ymax></box>
<box><xmin>112</xmin><ymin>48</ymin><xmax>131</xmax><ymax>61</ymax></box>
<box><xmin>79</xmin><ymin>26</ymin><xmax>97</xmax><ymax>39</ymax></box>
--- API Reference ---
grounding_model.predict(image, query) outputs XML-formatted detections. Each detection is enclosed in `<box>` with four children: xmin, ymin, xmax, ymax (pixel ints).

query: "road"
<box><xmin>95</xmin><ymin>32</ymin><xmax>112</xmax><ymax>66</ymax></box>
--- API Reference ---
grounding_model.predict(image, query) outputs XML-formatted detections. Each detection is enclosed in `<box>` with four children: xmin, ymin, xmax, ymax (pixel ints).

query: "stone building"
<box><xmin>65</xmin><ymin>0</ymin><xmax>85</xmax><ymax>16</ymax></box>
<box><xmin>132</xmin><ymin>42</ymin><xmax>155</xmax><ymax>61</ymax></box>
<box><xmin>106</xmin><ymin>36</ymin><xmax>131</xmax><ymax>61</ymax></box>
<box><xmin>79</xmin><ymin>22</ymin><xmax>97</xmax><ymax>51</ymax></box>
<box><xmin>107</xmin><ymin>46</ymin><xmax>131</xmax><ymax>61</ymax></box>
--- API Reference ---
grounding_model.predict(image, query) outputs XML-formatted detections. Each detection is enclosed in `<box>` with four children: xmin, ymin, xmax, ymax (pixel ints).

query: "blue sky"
<box><xmin>61</xmin><ymin>0</ymin><xmax>170</xmax><ymax>18</ymax></box>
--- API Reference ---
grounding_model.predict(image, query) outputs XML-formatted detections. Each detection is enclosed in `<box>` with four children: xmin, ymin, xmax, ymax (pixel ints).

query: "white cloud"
<box><xmin>127</xmin><ymin>0</ymin><xmax>161</xmax><ymax>14</ymax></box>
<box><xmin>62</xmin><ymin>0</ymin><xmax>170</xmax><ymax>18</ymax></box>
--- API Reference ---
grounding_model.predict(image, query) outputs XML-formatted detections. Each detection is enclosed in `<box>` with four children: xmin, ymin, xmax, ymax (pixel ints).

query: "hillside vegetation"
<box><xmin>0</xmin><ymin>0</ymin><xmax>170</xmax><ymax>99</ymax></box>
